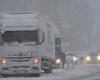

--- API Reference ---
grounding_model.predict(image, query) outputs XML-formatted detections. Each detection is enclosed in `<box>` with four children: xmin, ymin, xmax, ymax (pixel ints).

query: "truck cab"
<box><xmin>0</xmin><ymin>12</ymin><xmax>56</xmax><ymax>77</ymax></box>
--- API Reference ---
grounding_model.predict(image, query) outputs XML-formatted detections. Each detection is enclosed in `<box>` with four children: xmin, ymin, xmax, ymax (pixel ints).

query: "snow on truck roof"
<box><xmin>0</xmin><ymin>12</ymin><xmax>60</xmax><ymax>36</ymax></box>
<box><xmin>0</xmin><ymin>13</ymin><xmax>39</xmax><ymax>19</ymax></box>
<box><xmin>0</xmin><ymin>13</ymin><xmax>39</xmax><ymax>26</ymax></box>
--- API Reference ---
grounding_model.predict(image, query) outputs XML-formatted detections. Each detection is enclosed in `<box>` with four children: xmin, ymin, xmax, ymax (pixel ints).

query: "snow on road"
<box><xmin>77</xmin><ymin>68</ymin><xmax>100</xmax><ymax>80</ymax></box>
<box><xmin>66</xmin><ymin>64</ymin><xmax>100</xmax><ymax>80</ymax></box>
<box><xmin>79</xmin><ymin>73</ymin><xmax>100</xmax><ymax>80</ymax></box>
<box><xmin>0</xmin><ymin>64</ymin><xmax>100</xmax><ymax>80</ymax></box>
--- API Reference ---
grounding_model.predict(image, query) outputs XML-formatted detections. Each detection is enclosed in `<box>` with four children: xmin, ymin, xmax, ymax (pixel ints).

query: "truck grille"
<box><xmin>8</xmin><ymin>57</ymin><xmax>31</xmax><ymax>62</ymax></box>
<box><xmin>11</xmin><ymin>59</ymin><xmax>29</xmax><ymax>62</ymax></box>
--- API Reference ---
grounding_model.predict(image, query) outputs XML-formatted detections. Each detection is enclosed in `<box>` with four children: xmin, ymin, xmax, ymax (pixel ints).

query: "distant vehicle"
<box><xmin>65</xmin><ymin>53</ymin><xmax>79</xmax><ymax>64</ymax></box>
<box><xmin>0</xmin><ymin>12</ymin><xmax>59</xmax><ymax>77</ymax></box>
<box><xmin>53</xmin><ymin>52</ymin><xmax>66</xmax><ymax>69</ymax></box>
<box><xmin>85</xmin><ymin>52</ymin><xmax>100</xmax><ymax>64</ymax></box>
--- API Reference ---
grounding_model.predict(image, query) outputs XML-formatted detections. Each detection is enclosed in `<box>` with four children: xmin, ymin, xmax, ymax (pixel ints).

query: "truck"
<box><xmin>0</xmin><ymin>12</ymin><xmax>58</xmax><ymax>77</ymax></box>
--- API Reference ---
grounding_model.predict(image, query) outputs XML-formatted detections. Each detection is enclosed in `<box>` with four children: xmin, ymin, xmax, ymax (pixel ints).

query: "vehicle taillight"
<box><xmin>34</xmin><ymin>58</ymin><xmax>40</xmax><ymax>64</ymax></box>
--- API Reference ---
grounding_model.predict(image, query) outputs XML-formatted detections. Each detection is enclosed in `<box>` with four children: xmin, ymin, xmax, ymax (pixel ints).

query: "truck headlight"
<box><xmin>2</xmin><ymin>59</ymin><xmax>7</xmax><ymax>64</ymax></box>
<box><xmin>34</xmin><ymin>58</ymin><xmax>40</xmax><ymax>64</ymax></box>
<box><xmin>86</xmin><ymin>56</ymin><xmax>91</xmax><ymax>61</ymax></box>
<box><xmin>97</xmin><ymin>56</ymin><xmax>100</xmax><ymax>61</ymax></box>
<box><xmin>0</xmin><ymin>59</ymin><xmax>7</xmax><ymax>64</ymax></box>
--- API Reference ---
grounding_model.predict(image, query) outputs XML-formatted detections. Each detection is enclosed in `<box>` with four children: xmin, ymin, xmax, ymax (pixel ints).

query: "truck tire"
<box><xmin>24</xmin><ymin>73</ymin><xmax>41</xmax><ymax>77</ymax></box>
<box><xmin>44</xmin><ymin>67</ymin><xmax>52</xmax><ymax>73</ymax></box>
<box><xmin>34</xmin><ymin>73</ymin><xmax>41</xmax><ymax>77</ymax></box>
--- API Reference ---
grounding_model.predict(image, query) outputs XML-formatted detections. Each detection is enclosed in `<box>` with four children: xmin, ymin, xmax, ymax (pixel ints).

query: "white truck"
<box><xmin>0</xmin><ymin>12</ymin><xmax>57</xmax><ymax>77</ymax></box>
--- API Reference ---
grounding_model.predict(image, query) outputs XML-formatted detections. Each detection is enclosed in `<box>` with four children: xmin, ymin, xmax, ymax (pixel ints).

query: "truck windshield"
<box><xmin>2</xmin><ymin>30</ymin><xmax>39</xmax><ymax>43</ymax></box>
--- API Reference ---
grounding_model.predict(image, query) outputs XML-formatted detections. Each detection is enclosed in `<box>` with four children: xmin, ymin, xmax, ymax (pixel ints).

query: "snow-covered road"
<box><xmin>0</xmin><ymin>64</ymin><xmax>100</xmax><ymax>80</ymax></box>
<box><xmin>76</xmin><ymin>70</ymin><xmax>100</xmax><ymax>80</ymax></box>
<box><xmin>67</xmin><ymin>64</ymin><xmax>100</xmax><ymax>80</ymax></box>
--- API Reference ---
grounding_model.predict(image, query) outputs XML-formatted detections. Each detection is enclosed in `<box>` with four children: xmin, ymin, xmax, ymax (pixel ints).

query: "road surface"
<box><xmin>0</xmin><ymin>64</ymin><xmax>100</xmax><ymax>80</ymax></box>
<box><xmin>76</xmin><ymin>71</ymin><xmax>100</xmax><ymax>80</ymax></box>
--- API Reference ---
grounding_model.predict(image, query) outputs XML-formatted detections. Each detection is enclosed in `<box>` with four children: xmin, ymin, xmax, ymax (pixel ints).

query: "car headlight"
<box><xmin>56</xmin><ymin>58</ymin><xmax>61</xmax><ymax>64</ymax></box>
<box><xmin>86</xmin><ymin>56</ymin><xmax>91</xmax><ymax>61</ymax></box>
<box><xmin>73</xmin><ymin>57</ymin><xmax>77</xmax><ymax>61</ymax></box>
<box><xmin>97</xmin><ymin>56</ymin><xmax>100</xmax><ymax>61</ymax></box>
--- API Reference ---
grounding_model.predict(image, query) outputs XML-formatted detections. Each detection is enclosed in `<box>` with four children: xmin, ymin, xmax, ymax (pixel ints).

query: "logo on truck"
<box><xmin>18</xmin><ymin>52</ymin><xmax>23</xmax><ymax>56</ymax></box>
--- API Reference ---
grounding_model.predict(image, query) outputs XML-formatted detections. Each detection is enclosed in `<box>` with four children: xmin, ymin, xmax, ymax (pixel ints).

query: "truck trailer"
<box><xmin>0</xmin><ymin>12</ymin><xmax>58</xmax><ymax>77</ymax></box>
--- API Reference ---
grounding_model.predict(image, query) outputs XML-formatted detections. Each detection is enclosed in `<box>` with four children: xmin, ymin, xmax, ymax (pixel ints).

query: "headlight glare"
<box><xmin>86</xmin><ymin>56</ymin><xmax>91</xmax><ymax>61</ymax></box>
<box><xmin>56</xmin><ymin>58</ymin><xmax>61</xmax><ymax>64</ymax></box>
<box><xmin>73</xmin><ymin>57</ymin><xmax>77</xmax><ymax>61</ymax></box>
<box><xmin>97</xmin><ymin>56</ymin><xmax>100</xmax><ymax>61</ymax></box>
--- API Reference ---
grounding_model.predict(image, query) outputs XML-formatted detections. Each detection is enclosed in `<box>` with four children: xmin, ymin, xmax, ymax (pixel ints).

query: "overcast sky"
<box><xmin>0</xmin><ymin>0</ymin><xmax>100</xmax><ymax>52</ymax></box>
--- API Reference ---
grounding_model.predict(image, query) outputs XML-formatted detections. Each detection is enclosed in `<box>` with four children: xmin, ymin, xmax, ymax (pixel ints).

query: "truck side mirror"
<box><xmin>37</xmin><ymin>31</ymin><xmax>44</xmax><ymax>45</ymax></box>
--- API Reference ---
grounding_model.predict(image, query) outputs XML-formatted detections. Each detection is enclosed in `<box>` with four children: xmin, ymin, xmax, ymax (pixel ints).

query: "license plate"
<box><xmin>13</xmin><ymin>70</ymin><xmax>27</xmax><ymax>73</ymax></box>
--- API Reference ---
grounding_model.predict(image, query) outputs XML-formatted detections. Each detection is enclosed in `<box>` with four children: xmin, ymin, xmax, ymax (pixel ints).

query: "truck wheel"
<box><xmin>28</xmin><ymin>73</ymin><xmax>41</xmax><ymax>77</ymax></box>
<box><xmin>34</xmin><ymin>73</ymin><xmax>41</xmax><ymax>77</ymax></box>
<box><xmin>44</xmin><ymin>68</ymin><xmax>52</xmax><ymax>73</ymax></box>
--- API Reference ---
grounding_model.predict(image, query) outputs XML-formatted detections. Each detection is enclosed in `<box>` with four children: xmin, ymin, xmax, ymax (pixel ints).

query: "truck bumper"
<box><xmin>0</xmin><ymin>65</ymin><xmax>41</xmax><ymax>75</ymax></box>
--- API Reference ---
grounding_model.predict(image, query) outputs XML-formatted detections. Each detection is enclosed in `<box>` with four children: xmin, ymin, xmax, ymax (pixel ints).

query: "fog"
<box><xmin>0</xmin><ymin>0</ymin><xmax>100</xmax><ymax>53</ymax></box>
